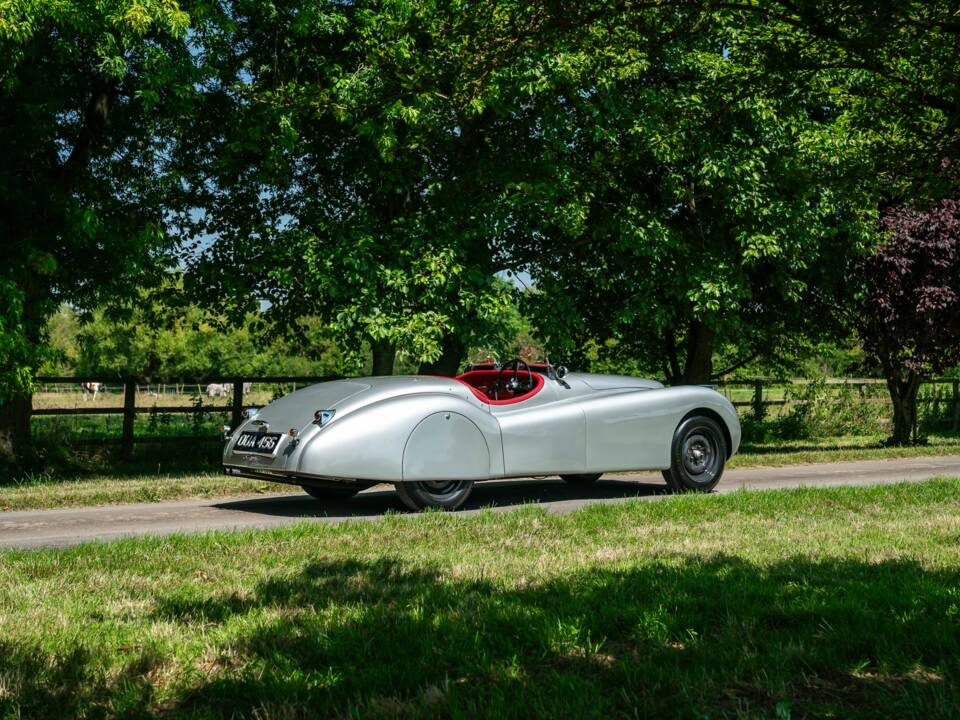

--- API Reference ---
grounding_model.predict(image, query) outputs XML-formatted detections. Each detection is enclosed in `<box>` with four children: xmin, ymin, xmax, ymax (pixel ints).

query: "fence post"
<box><xmin>752</xmin><ymin>380</ymin><xmax>766</xmax><ymax>421</ymax></box>
<box><xmin>231</xmin><ymin>378</ymin><xmax>244</xmax><ymax>430</ymax></box>
<box><xmin>121</xmin><ymin>376</ymin><xmax>136</xmax><ymax>459</ymax></box>
<box><xmin>953</xmin><ymin>379</ymin><xmax>959</xmax><ymax>432</ymax></box>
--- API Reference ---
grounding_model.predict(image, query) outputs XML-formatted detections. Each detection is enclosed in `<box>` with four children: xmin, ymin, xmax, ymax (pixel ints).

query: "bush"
<box><xmin>772</xmin><ymin>379</ymin><xmax>889</xmax><ymax>439</ymax></box>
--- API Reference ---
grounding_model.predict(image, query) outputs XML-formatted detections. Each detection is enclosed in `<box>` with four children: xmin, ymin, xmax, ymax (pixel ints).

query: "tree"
<box><xmin>725</xmin><ymin>0</ymin><xmax>960</xmax><ymax>198</ymax></box>
<box><xmin>0</xmin><ymin>0</ymin><xmax>193</xmax><ymax>454</ymax></box>
<box><xmin>860</xmin><ymin>200</ymin><xmax>960</xmax><ymax>445</ymax></box>
<box><xmin>182</xmin><ymin>2</ymin><xmax>715</xmax><ymax>376</ymax></box>
<box><xmin>179</xmin><ymin>0</ymin><xmax>537</xmax><ymax>376</ymax></box>
<box><xmin>519</xmin><ymin>5</ymin><xmax>877</xmax><ymax>383</ymax></box>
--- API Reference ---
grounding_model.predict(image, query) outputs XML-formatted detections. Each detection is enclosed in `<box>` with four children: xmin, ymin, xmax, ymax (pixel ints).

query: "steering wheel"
<box><xmin>494</xmin><ymin>358</ymin><xmax>534</xmax><ymax>400</ymax></box>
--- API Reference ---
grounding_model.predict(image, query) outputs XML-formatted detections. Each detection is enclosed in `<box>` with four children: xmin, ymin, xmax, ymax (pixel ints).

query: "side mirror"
<box><xmin>556</xmin><ymin>365</ymin><xmax>568</xmax><ymax>379</ymax></box>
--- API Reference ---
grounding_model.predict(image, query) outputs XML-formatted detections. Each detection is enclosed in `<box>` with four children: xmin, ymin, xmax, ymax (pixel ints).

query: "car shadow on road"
<box><xmin>214</xmin><ymin>478</ymin><xmax>668</xmax><ymax>519</ymax></box>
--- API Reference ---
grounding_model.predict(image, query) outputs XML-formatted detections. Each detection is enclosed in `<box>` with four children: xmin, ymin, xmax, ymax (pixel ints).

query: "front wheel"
<box><xmin>560</xmin><ymin>473</ymin><xmax>602</xmax><ymax>485</ymax></box>
<box><xmin>662</xmin><ymin>415</ymin><xmax>727</xmax><ymax>493</ymax></box>
<box><xmin>395</xmin><ymin>480</ymin><xmax>475</xmax><ymax>511</ymax></box>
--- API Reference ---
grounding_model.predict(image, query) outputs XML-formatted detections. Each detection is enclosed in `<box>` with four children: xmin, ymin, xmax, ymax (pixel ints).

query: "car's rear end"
<box><xmin>221</xmin><ymin>376</ymin><xmax>486</xmax><ymax>486</ymax></box>
<box><xmin>222</xmin><ymin>379</ymin><xmax>372</xmax><ymax>483</ymax></box>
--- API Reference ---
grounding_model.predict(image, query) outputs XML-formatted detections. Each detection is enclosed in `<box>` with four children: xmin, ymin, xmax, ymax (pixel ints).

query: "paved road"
<box><xmin>2</xmin><ymin>455</ymin><xmax>959</xmax><ymax>550</ymax></box>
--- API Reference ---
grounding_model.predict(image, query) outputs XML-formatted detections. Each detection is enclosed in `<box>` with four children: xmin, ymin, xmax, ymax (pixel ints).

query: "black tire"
<box><xmin>662</xmin><ymin>415</ymin><xmax>727</xmax><ymax>493</ymax></box>
<box><xmin>560</xmin><ymin>473</ymin><xmax>602</xmax><ymax>485</ymax></box>
<box><xmin>301</xmin><ymin>484</ymin><xmax>362</xmax><ymax>501</ymax></box>
<box><xmin>395</xmin><ymin>480</ymin><xmax>475</xmax><ymax>511</ymax></box>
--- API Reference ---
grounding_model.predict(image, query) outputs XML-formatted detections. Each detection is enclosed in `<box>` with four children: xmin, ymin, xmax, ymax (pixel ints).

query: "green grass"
<box><xmin>729</xmin><ymin>432</ymin><xmax>960</xmax><ymax>468</ymax></box>
<box><xmin>1</xmin><ymin>433</ymin><xmax>959</xmax><ymax>512</ymax></box>
<box><xmin>0</xmin><ymin>471</ymin><xmax>290</xmax><ymax>511</ymax></box>
<box><xmin>1</xmin><ymin>479</ymin><xmax>959</xmax><ymax>718</ymax></box>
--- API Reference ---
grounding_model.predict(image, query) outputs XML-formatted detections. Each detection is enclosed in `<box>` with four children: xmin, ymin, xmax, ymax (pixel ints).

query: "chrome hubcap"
<box><xmin>682</xmin><ymin>433</ymin><xmax>714</xmax><ymax>476</ymax></box>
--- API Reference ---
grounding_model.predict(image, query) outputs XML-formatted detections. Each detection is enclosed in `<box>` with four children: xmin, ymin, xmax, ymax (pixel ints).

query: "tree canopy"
<box><xmin>2</xmin><ymin>0</ymin><xmax>959</xmax><ymax>454</ymax></box>
<box><xmin>0</xmin><ymin>0</ymin><xmax>194</xmax><ymax>445</ymax></box>
<box><xmin>861</xmin><ymin>199</ymin><xmax>960</xmax><ymax>444</ymax></box>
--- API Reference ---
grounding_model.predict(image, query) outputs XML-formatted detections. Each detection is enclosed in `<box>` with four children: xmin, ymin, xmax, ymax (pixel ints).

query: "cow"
<box><xmin>80</xmin><ymin>382</ymin><xmax>102</xmax><ymax>401</ymax></box>
<box><xmin>206</xmin><ymin>382</ymin><xmax>253</xmax><ymax>398</ymax></box>
<box><xmin>206</xmin><ymin>383</ymin><xmax>230</xmax><ymax>398</ymax></box>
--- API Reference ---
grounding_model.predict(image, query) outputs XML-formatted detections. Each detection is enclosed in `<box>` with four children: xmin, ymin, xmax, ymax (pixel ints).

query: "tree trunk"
<box><xmin>0</xmin><ymin>278</ymin><xmax>44</xmax><ymax>459</ymax></box>
<box><xmin>887</xmin><ymin>374</ymin><xmax>921</xmax><ymax>445</ymax></box>
<box><xmin>0</xmin><ymin>392</ymin><xmax>33</xmax><ymax>461</ymax></box>
<box><xmin>418</xmin><ymin>333</ymin><xmax>465</xmax><ymax>376</ymax></box>
<box><xmin>681</xmin><ymin>320</ymin><xmax>715</xmax><ymax>385</ymax></box>
<box><xmin>662</xmin><ymin>332</ymin><xmax>682</xmax><ymax>385</ymax></box>
<box><xmin>370</xmin><ymin>339</ymin><xmax>396</xmax><ymax>376</ymax></box>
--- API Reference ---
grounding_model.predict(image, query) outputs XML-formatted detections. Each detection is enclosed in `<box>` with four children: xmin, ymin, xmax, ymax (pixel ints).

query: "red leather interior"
<box><xmin>454</xmin><ymin>369</ymin><xmax>545</xmax><ymax>405</ymax></box>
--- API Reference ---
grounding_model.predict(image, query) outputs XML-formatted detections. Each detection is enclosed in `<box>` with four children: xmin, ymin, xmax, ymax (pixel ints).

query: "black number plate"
<box><xmin>234</xmin><ymin>431</ymin><xmax>283</xmax><ymax>455</ymax></box>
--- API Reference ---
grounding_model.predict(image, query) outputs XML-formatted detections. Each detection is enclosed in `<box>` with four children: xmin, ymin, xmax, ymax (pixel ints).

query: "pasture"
<box><xmin>1</xmin><ymin>479</ymin><xmax>958</xmax><ymax>718</ymax></box>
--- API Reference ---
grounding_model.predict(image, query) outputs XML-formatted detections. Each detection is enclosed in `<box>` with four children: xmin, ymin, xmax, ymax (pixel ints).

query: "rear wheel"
<box><xmin>560</xmin><ymin>473</ymin><xmax>602</xmax><ymax>484</ymax></box>
<box><xmin>395</xmin><ymin>480</ymin><xmax>474</xmax><ymax>511</ymax></box>
<box><xmin>301</xmin><ymin>484</ymin><xmax>362</xmax><ymax>501</ymax></box>
<box><xmin>662</xmin><ymin>415</ymin><xmax>726</xmax><ymax>493</ymax></box>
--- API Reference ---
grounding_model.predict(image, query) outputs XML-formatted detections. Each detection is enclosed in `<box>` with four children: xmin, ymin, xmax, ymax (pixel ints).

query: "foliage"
<box><xmin>518</xmin><ymin>4</ymin><xmax>879</xmax><ymax>384</ymax></box>
<box><xmin>732</xmin><ymin>0</ymin><xmax>960</xmax><ymax>200</ymax></box>
<box><xmin>40</xmin><ymin>303</ymin><xmax>350</xmax><ymax>379</ymax></box>
<box><xmin>0</xmin><ymin>0</ymin><xmax>194</xmax><ymax>446</ymax></box>
<box><xmin>861</xmin><ymin>199</ymin><xmax>960</xmax><ymax>444</ymax></box>
<box><xmin>769</xmin><ymin>378</ymin><xmax>888</xmax><ymax>440</ymax></box>
<box><xmin>178</xmin><ymin>0</ymin><xmax>538</xmax><ymax>372</ymax></box>
<box><xmin>0</xmin><ymin>280</ymin><xmax>36</xmax><ymax>403</ymax></box>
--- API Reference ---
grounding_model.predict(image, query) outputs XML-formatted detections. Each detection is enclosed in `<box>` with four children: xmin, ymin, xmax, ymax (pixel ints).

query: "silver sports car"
<box><xmin>222</xmin><ymin>360</ymin><xmax>741</xmax><ymax>510</ymax></box>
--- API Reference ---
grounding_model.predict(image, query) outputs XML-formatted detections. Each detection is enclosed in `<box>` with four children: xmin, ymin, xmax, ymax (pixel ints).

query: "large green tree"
<box><xmin>728</xmin><ymin>0</ymin><xmax>960</xmax><ymax>198</ymax></box>
<box><xmin>0</xmin><ymin>0</ymin><xmax>193</xmax><ymax>452</ymax></box>
<box><xmin>181</xmin><ymin>1</ymin><xmax>698</xmax><ymax>376</ymax></box>
<box><xmin>512</xmin><ymin>5</ymin><xmax>878</xmax><ymax>383</ymax></box>
<box><xmin>180</xmin><ymin>1</ymin><xmax>541</xmax><ymax>376</ymax></box>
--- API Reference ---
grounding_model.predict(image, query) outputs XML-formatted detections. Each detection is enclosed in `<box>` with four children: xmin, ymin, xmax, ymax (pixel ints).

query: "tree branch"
<box><xmin>57</xmin><ymin>75</ymin><xmax>113</xmax><ymax>189</ymax></box>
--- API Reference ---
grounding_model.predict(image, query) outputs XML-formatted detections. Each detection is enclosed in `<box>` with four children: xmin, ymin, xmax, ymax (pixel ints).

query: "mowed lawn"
<box><xmin>1</xmin><ymin>480</ymin><xmax>959</xmax><ymax>718</ymax></box>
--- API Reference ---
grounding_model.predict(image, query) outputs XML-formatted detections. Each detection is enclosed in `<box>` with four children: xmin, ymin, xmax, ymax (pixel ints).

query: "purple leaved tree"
<box><xmin>861</xmin><ymin>200</ymin><xmax>960</xmax><ymax>444</ymax></box>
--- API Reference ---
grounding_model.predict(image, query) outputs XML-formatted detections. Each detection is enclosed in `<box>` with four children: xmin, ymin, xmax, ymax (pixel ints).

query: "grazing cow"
<box><xmin>80</xmin><ymin>382</ymin><xmax>102</xmax><ymax>401</ymax></box>
<box><xmin>243</xmin><ymin>382</ymin><xmax>252</xmax><ymax>395</ymax></box>
<box><xmin>206</xmin><ymin>383</ymin><xmax>230</xmax><ymax>398</ymax></box>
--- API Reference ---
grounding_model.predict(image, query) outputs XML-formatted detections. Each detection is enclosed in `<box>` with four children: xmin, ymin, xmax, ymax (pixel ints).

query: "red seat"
<box><xmin>454</xmin><ymin>369</ymin><xmax>545</xmax><ymax>405</ymax></box>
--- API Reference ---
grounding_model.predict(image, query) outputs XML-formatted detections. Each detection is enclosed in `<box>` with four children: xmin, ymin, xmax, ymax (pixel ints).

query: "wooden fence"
<box><xmin>713</xmin><ymin>377</ymin><xmax>960</xmax><ymax>429</ymax></box>
<box><xmin>32</xmin><ymin>374</ymin><xmax>960</xmax><ymax>457</ymax></box>
<box><xmin>34</xmin><ymin>375</ymin><xmax>341</xmax><ymax>458</ymax></box>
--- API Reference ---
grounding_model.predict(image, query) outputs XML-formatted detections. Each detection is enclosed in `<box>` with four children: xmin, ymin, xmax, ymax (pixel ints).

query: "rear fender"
<box><xmin>296</xmin><ymin>394</ymin><xmax>503</xmax><ymax>481</ymax></box>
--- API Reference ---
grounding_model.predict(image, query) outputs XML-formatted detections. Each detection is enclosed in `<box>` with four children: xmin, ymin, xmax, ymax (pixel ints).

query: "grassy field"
<box><xmin>0</xmin><ymin>479</ymin><xmax>958</xmax><ymax>718</ymax></box>
<box><xmin>2</xmin><ymin>433</ymin><xmax>960</xmax><ymax>512</ymax></box>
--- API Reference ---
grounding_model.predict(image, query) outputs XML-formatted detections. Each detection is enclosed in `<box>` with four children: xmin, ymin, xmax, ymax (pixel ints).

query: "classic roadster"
<box><xmin>222</xmin><ymin>360</ymin><xmax>741</xmax><ymax>510</ymax></box>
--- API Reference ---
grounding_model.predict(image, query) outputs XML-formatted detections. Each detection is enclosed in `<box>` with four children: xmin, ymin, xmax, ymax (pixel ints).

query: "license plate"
<box><xmin>234</xmin><ymin>431</ymin><xmax>283</xmax><ymax>455</ymax></box>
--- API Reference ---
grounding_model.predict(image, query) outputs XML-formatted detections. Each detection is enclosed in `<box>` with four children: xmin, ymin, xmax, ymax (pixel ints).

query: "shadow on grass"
<box><xmin>738</xmin><ymin>441</ymin><xmax>892</xmax><ymax>455</ymax></box>
<box><xmin>4</xmin><ymin>555</ymin><xmax>958</xmax><ymax>718</ymax></box>
<box><xmin>0</xmin><ymin>440</ymin><xmax>223</xmax><ymax>485</ymax></box>
<box><xmin>739</xmin><ymin>431</ymin><xmax>960</xmax><ymax>456</ymax></box>
<box><xmin>214</xmin><ymin>478</ymin><xmax>666</xmax><ymax>518</ymax></box>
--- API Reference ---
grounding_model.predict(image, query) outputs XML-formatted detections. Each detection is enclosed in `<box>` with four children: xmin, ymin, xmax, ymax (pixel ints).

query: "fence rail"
<box><xmin>31</xmin><ymin>374</ymin><xmax>960</xmax><ymax>456</ymax></box>
<box><xmin>34</xmin><ymin>375</ymin><xmax>342</xmax><ymax>458</ymax></box>
<box><xmin>713</xmin><ymin>377</ymin><xmax>960</xmax><ymax>430</ymax></box>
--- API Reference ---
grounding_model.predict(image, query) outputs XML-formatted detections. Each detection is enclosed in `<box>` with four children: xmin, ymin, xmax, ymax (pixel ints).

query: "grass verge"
<box><xmin>729</xmin><ymin>432</ymin><xmax>960</xmax><ymax>468</ymax></box>
<box><xmin>1</xmin><ymin>479</ymin><xmax>959</xmax><ymax>718</ymax></box>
